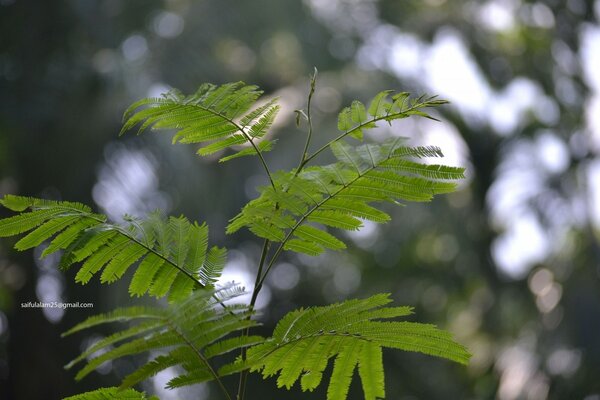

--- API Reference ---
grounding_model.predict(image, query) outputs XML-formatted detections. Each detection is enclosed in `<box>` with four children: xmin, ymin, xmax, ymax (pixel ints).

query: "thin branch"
<box><xmin>256</xmin><ymin>142</ymin><xmax>401</xmax><ymax>289</ymax></box>
<box><xmin>295</xmin><ymin>68</ymin><xmax>318</xmax><ymax>176</ymax></box>
<box><xmin>250</xmin><ymin>239</ymin><xmax>270</xmax><ymax>310</ymax></box>
<box><xmin>236</xmin><ymin>239</ymin><xmax>270</xmax><ymax>400</ymax></box>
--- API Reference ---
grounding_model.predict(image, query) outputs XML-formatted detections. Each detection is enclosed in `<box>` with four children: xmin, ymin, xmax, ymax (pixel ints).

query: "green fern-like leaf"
<box><xmin>336</xmin><ymin>91</ymin><xmax>447</xmax><ymax>143</ymax></box>
<box><xmin>228</xmin><ymin>138</ymin><xmax>465</xmax><ymax>255</ymax></box>
<box><xmin>0</xmin><ymin>196</ymin><xmax>225</xmax><ymax>300</ymax></box>
<box><xmin>120</xmin><ymin>82</ymin><xmax>280</xmax><ymax>162</ymax></box>
<box><xmin>62</xmin><ymin>387</ymin><xmax>158</xmax><ymax>400</ymax></box>
<box><xmin>0</xmin><ymin>83</ymin><xmax>472</xmax><ymax>400</ymax></box>
<box><xmin>241</xmin><ymin>294</ymin><xmax>470</xmax><ymax>400</ymax></box>
<box><xmin>63</xmin><ymin>284</ymin><xmax>263</xmax><ymax>390</ymax></box>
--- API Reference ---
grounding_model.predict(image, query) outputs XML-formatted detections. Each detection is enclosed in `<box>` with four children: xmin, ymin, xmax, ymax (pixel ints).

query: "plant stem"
<box><xmin>232</xmin><ymin>168</ymin><xmax>370</xmax><ymax>394</ymax></box>
<box><xmin>236</xmin><ymin>239</ymin><xmax>270</xmax><ymax>400</ymax></box>
<box><xmin>237</xmin><ymin>130</ymin><xmax>275</xmax><ymax>189</ymax></box>
<box><xmin>237</xmin><ymin>70</ymin><xmax>319</xmax><ymax>398</ymax></box>
<box><xmin>256</xmin><ymin>144</ymin><xmax>395</xmax><ymax>290</ymax></box>
<box><xmin>295</xmin><ymin>68</ymin><xmax>318</xmax><ymax>176</ymax></box>
<box><xmin>249</xmin><ymin>239</ymin><xmax>270</xmax><ymax>310</ymax></box>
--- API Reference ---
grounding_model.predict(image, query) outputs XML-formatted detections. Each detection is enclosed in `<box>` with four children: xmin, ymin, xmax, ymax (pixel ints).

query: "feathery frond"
<box><xmin>336</xmin><ymin>91</ymin><xmax>447</xmax><ymax>142</ymax></box>
<box><xmin>0</xmin><ymin>195</ymin><xmax>225</xmax><ymax>300</ymax></box>
<box><xmin>63</xmin><ymin>285</ymin><xmax>262</xmax><ymax>393</ymax></box>
<box><xmin>242</xmin><ymin>294</ymin><xmax>470</xmax><ymax>400</ymax></box>
<box><xmin>120</xmin><ymin>83</ymin><xmax>280</xmax><ymax>163</ymax></box>
<box><xmin>0</xmin><ymin>81</ymin><xmax>471</xmax><ymax>400</ymax></box>
<box><xmin>228</xmin><ymin>138</ymin><xmax>465</xmax><ymax>255</ymax></box>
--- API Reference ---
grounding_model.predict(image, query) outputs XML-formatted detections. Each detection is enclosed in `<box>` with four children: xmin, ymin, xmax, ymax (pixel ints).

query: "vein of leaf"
<box><xmin>311</xmin><ymin>175</ymin><xmax>335</xmax><ymax>196</ymax></box>
<box><xmin>269</xmin><ymin>339</ymin><xmax>307</xmax><ymax>374</ymax></box>
<box><xmin>281</xmin><ymin>312</ymin><xmax>306</xmax><ymax>343</ymax></box>
<box><xmin>329</xmin><ymin>166</ymin><xmax>350</xmax><ymax>186</ymax></box>
<box><xmin>126</xmin><ymin>217</ymin><xmax>153</xmax><ymax>248</ymax></box>
<box><xmin>370</xmin><ymin>93</ymin><xmax>388</xmax><ymax>116</ymax></box>
<box><xmin>286</xmin><ymin>306</ymin><xmax>344</xmax><ymax>339</ymax></box>
<box><xmin>31</xmin><ymin>204</ymin><xmax>101</xmax><ymax>219</ymax></box>
<box><xmin>294</xmin><ymin>184</ymin><xmax>321</xmax><ymax>207</ymax></box>
<box><xmin>257</xmin><ymin>330</ymin><xmax>466</xmax><ymax>366</ymax></box>
<box><xmin>302</xmin><ymin>302</ymin><xmax>385</xmax><ymax>336</ymax></box>
<box><xmin>337</xmin><ymin>144</ymin><xmax>362</xmax><ymax>173</ymax></box>
<box><xmin>364</xmin><ymin>144</ymin><xmax>376</xmax><ymax>168</ymax></box>
<box><xmin>365</xmin><ymin>337</ymin><xmax>468</xmax><ymax>359</ymax></box>
<box><xmin>255</xmin><ymin>331</ymin><xmax>374</xmax><ymax>362</ymax></box>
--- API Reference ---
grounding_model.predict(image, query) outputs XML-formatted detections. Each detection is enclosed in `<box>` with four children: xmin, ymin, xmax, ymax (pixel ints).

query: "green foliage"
<box><xmin>0</xmin><ymin>79</ymin><xmax>470</xmax><ymax>399</ymax></box>
<box><xmin>62</xmin><ymin>387</ymin><xmax>158</xmax><ymax>400</ymax></box>
<box><xmin>241</xmin><ymin>294</ymin><xmax>470</xmax><ymax>399</ymax></box>
<box><xmin>228</xmin><ymin>138</ymin><xmax>464</xmax><ymax>255</ymax></box>
<box><xmin>120</xmin><ymin>82</ymin><xmax>279</xmax><ymax>163</ymax></box>
<box><xmin>63</xmin><ymin>284</ymin><xmax>261</xmax><ymax>390</ymax></box>
<box><xmin>0</xmin><ymin>196</ymin><xmax>224</xmax><ymax>301</ymax></box>
<box><xmin>336</xmin><ymin>91</ymin><xmax>447</xmax><ymax>141</ymax></box>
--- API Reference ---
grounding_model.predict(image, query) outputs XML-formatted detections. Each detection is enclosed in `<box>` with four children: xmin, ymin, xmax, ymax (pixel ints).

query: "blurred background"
<box><xmin>1</xmin><ymin>0</ymin><xmax>600</xmax><ymax>399</ymax></box>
